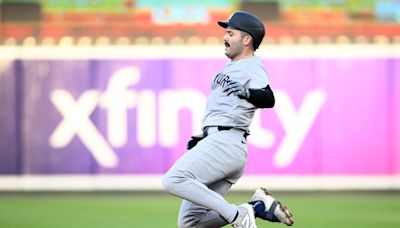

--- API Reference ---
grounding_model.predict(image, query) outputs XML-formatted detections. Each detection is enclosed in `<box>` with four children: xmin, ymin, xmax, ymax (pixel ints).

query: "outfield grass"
<box><xmin>0</xmin><ymin>191</ymin><xmax>399</xmax><ymax>227</ymax></box>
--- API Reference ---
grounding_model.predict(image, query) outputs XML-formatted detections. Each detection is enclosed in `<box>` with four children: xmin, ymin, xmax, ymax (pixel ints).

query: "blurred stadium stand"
<box><xmin>1</xmin><ymin>0</ymin><xmax>400</xmax><ymax>45</ymax></box>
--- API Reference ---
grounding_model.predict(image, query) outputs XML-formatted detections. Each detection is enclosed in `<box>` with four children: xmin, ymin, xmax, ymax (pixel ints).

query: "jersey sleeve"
<box><xmin>246</xmin><ymin>66</ymin><xmax>270</xmax><ymax>89</ymax></box>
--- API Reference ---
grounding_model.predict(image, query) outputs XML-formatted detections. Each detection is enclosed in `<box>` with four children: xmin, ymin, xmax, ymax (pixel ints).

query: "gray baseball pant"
<box><xmin>162</xmin><ymin>128</ymin><xmax>248</xmax><ymax>227</ymax></box>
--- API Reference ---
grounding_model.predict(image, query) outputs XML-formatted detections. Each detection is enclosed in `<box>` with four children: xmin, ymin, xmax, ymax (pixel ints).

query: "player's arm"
<box><xmin>247</xmin><ymin>85</ymin><xmax>275</xmax><ymax>108</ymax></box>
<box><xmin>224</xmin><ymin>81</ymin><xmax>275</xmax><ymax>108</ymax></box>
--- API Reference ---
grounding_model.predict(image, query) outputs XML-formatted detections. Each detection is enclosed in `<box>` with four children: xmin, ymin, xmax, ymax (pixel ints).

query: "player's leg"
<box><xmin>162</xmin><ymin>130</ymin><xmax>247</xmax><ymax>224</ymax></box>
<box><xmin>178</xmin><ymin>200</ymin><xmax>225</xmax><ymax>228</ymax></box>
<box><xmin>178</xmin><ymin>179</ymin><xmax>234</xmax><ymax>227</ymax></box>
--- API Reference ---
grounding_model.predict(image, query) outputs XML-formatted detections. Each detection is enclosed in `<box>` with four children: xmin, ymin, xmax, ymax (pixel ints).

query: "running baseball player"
<box><xmin>162</xmin><ymin>11</ymin><xmax>294</xmax><ymax>228</ymax></box>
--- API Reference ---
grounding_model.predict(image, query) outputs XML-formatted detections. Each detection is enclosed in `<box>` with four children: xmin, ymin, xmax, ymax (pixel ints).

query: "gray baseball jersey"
<box><xmin>202</xmin><ymin>56</ymin><xmax>270</xmax><ymax>131</ymax></box>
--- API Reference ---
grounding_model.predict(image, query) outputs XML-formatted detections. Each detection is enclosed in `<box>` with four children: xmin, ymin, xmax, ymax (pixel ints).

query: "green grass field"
<box><xmin>0</xmin><ymin>191</ymin><xmax>399</xmax><ymax>228</ymax></box>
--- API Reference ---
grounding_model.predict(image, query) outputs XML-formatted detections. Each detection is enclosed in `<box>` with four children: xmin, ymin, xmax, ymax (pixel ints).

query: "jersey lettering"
<box><xmin>213</xmin><ymin>73</ymin><xmax>231</xmax><ymax>88</ymax></box>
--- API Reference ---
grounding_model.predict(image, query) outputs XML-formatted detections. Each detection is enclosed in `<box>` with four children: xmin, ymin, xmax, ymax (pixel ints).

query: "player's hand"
<box><xmin>186</xmin><ymin>134</ymin><xmax>205</xmax><ymax>150</ymax></box>
<box><xmin>223</xmin><ymin>81</ymin><xmax>249</xmax><ymax>99</ymax></box>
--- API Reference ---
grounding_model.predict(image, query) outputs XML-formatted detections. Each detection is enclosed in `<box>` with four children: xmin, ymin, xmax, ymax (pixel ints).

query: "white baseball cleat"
<box><xmin>231</xmin><ymin>203</ymin><xmax>257</xmax><ymax>228</ymax></box>
<box><xmin>249</xmin><ymin>187</ymin><xmax>294</xmax><ymax>226</ymax></box>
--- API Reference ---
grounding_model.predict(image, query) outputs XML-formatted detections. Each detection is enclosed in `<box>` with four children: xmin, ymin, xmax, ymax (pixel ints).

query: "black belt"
<box><xmin>203</xmin><ymin>126</ymin><xmax>249</xmax><ymax>139</ymax></box>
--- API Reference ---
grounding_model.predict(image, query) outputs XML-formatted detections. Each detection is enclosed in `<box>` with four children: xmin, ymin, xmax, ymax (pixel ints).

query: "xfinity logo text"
<box><xmin>49</xmin><ymin>67</ymin><xmax>326</xmax><ymax>168</ymax></box>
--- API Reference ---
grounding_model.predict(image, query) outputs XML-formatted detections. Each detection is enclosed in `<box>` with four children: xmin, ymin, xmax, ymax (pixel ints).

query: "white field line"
<box><xmin>0</xmin><ymin>175</ymin><xmax>399</xmax><ymax>191</ymax></box>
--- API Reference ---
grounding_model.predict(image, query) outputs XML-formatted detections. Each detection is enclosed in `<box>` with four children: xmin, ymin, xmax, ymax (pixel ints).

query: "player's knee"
<box><xmin>161</xmin><ymin>170</ymin><xmax>191</xmax><ymax>194</ymax></box>
<box><xmin>161</xmin><ymin>171</ymin><xmax>180</xmax><ymax>193</ymax></box>
<box><xmin>161</xmin><ymin>173</ymin><xmax>173</xmax><ymax>192</ymax></box>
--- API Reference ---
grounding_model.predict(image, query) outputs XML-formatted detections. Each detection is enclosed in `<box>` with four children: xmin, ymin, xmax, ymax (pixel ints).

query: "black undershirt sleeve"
<box><xmin>246</xmin><ymin>85</ymin><xmax>275</xmax><ymax>108</ymax></box>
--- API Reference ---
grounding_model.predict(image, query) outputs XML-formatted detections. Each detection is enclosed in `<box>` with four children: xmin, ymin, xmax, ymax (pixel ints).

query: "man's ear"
<box><xmin>243</xmin><ymin>35</ymin><xmax>253</xmax><ymax>47</ymax></box>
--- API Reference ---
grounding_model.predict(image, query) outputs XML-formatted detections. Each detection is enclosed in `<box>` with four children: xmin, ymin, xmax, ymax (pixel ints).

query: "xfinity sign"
<box><xmin>49</xmin><ymin>66</ymin><xmax>326</xmax><ymax>168</ymax></box>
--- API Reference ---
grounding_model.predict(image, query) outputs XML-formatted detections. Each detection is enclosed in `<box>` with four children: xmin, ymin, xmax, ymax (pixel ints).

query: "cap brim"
<box><xmin>218</xmin><ymin>21</ymin><xmax>229</xmax><ymax>28</ymax></box>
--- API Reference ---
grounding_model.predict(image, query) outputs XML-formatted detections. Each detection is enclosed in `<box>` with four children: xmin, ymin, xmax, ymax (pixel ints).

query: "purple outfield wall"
<box><xmin>0</xmin><ymin>46</ymin><xmax>399</xmax><ymax>177</ymax></box>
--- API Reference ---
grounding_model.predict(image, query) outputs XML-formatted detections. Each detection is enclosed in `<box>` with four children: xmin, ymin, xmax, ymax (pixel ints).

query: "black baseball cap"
<box><xmin>218</xmin><ymin>11</ymin><xmax>265</xmax><ymax>49</ymax></box>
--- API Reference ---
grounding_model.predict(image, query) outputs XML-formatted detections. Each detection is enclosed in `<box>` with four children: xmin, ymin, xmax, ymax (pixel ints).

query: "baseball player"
<box><xmin>162</xmin><ymin>11</ymin><xmax>294</xmax><ymax>228</ymax></box>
